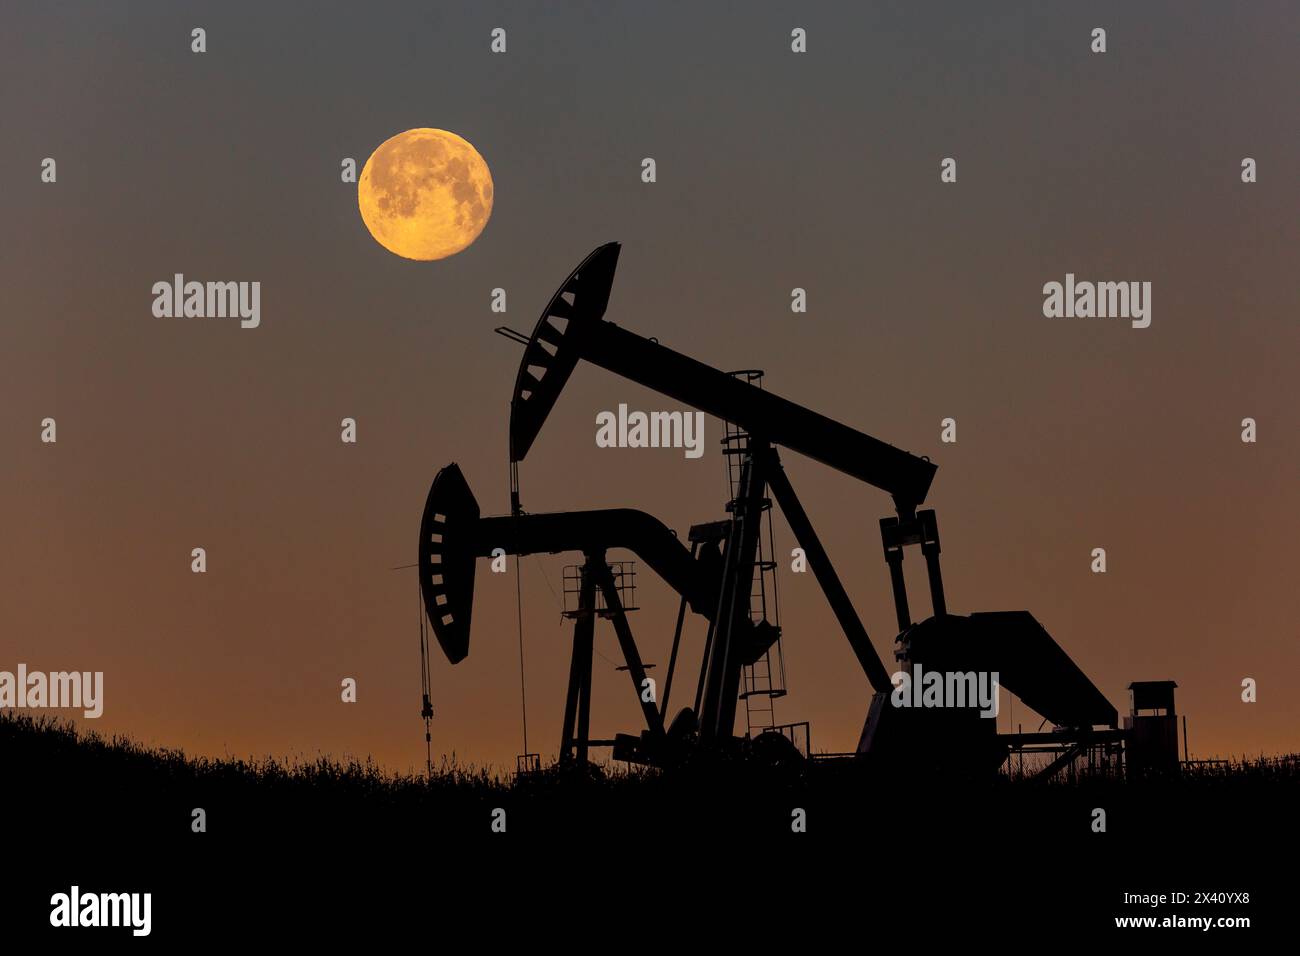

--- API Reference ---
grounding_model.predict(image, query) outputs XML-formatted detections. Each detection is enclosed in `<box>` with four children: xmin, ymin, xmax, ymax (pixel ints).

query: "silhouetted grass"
<box><xmin>6</xmin><ymin>711</ymin><xmax>1296</xmax><ymax>849</ymax></box>
<box><xmin>1000</xmin><ymin>751</ymin><xmax>1300</xmax><ymax>786</ymax></box>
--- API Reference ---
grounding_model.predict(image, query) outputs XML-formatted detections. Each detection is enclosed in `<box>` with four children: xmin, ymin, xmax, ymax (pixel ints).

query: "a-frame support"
<box><xmin>559</xmin><ymin>553</ymin><xmax>598</xmax><ymax>764</ymax></box>
<box><xmin>559</xmin><ymin>550</ymin><xmax>665</xmax><ymax>766</ymax></box>
<box><xmin>698</xmin><ymin>441</ymin><xmax>770</xmax><ymax>740</ymax></box>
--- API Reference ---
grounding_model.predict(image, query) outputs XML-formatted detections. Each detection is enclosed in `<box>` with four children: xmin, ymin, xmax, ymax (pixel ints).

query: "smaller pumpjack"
<box><xmin>420</xmin><ymin>461</ymin><xmax>723</xmax><ymax>766</ymax></box>
<box><xmin>420</xmin><ymin>243</ymin><xmax>1119</xmax><ymax>772</ymax></box>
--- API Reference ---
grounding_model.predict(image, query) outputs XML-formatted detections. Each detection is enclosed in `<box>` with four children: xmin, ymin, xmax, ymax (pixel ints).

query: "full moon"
<box><xmin>357</xmin><ymin>128</ymin><xmax>493</xmax><ymax>261</ymax></box>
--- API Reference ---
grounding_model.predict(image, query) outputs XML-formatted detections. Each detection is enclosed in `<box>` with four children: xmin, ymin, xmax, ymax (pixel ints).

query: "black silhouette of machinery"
<box><xmin>420</xmin><ymin>461</ymin><xmax>720</xmax><ymax>765</ymax></box>
<box><xmin>420</xmin><ymin>242</ymin><xmax>1125</xmax><ymax>774</ymax></box>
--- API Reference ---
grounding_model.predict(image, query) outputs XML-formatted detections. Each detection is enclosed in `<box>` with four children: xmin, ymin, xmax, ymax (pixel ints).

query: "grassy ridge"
<box><xmin>10</xmin><ymin>712</ymin><xmax>1293</xmax><ymax>938</ymax></box>
<box><xmin>5</xmin><ymin>711</ymin><xmax>1297</xmax><ymax>847</ymax></box>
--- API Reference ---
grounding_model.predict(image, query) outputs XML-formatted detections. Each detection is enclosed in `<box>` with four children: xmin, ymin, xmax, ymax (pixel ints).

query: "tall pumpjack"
<box><xmin>505</xmin><ymin>243</ymin><xmax>955</xmax><ymax>744</ymax></box>
<box><xmin>421</xmin><ymin>242</ymin><xmax>1118</xmax><ymax>771</ymax></box>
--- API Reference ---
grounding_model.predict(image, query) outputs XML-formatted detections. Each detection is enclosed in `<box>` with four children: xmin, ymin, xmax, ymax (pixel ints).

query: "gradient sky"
<box><xmin>2</xmin><ymin>1</ymin><xmax>1296</xmax><ymax>773</ymax></box>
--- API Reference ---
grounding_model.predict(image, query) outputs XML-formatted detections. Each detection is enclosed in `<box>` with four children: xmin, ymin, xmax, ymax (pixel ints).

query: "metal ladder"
<box><xmin>722</xmin><ymin>370</ymin><xmax>787</xmax><ymax>738</ymax></box>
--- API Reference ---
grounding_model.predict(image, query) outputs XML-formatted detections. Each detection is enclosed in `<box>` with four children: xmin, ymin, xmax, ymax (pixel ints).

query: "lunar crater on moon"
<box><xmin>358</xmin><ymin>128</ymin><xmax>493</xmax><ymax>261</ymax></box>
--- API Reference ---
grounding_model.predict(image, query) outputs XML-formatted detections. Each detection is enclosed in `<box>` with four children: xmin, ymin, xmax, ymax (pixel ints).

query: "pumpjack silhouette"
<box><xmin>419</xmin><ymin>243</ymin><xmax>1155</xmax><ymax>778</ymax></box>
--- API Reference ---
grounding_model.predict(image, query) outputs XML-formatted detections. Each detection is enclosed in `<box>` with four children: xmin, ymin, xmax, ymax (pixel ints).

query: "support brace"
<box><xmin>764</xmin><ymin>450</ymin><xmax>892</xmax><ymax>694</ymax></box>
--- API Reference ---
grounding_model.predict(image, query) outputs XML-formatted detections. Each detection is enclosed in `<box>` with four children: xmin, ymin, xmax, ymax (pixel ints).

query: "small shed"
<box><xmin>1124</xmin><ymin>681</ymin><xmax>1180</xmax><ymax>775</ymax></box>
<box><xmin>1128</xmin><ymin>680</ymin><xmax>1178</xmax><ymax>716</ymax></box>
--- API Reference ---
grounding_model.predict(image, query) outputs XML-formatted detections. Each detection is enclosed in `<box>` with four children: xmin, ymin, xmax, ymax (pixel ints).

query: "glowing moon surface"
<box><xmin>357</xmin><ymin>128</ymin><xmax>493</xmax><ymax>261</ymax></box>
